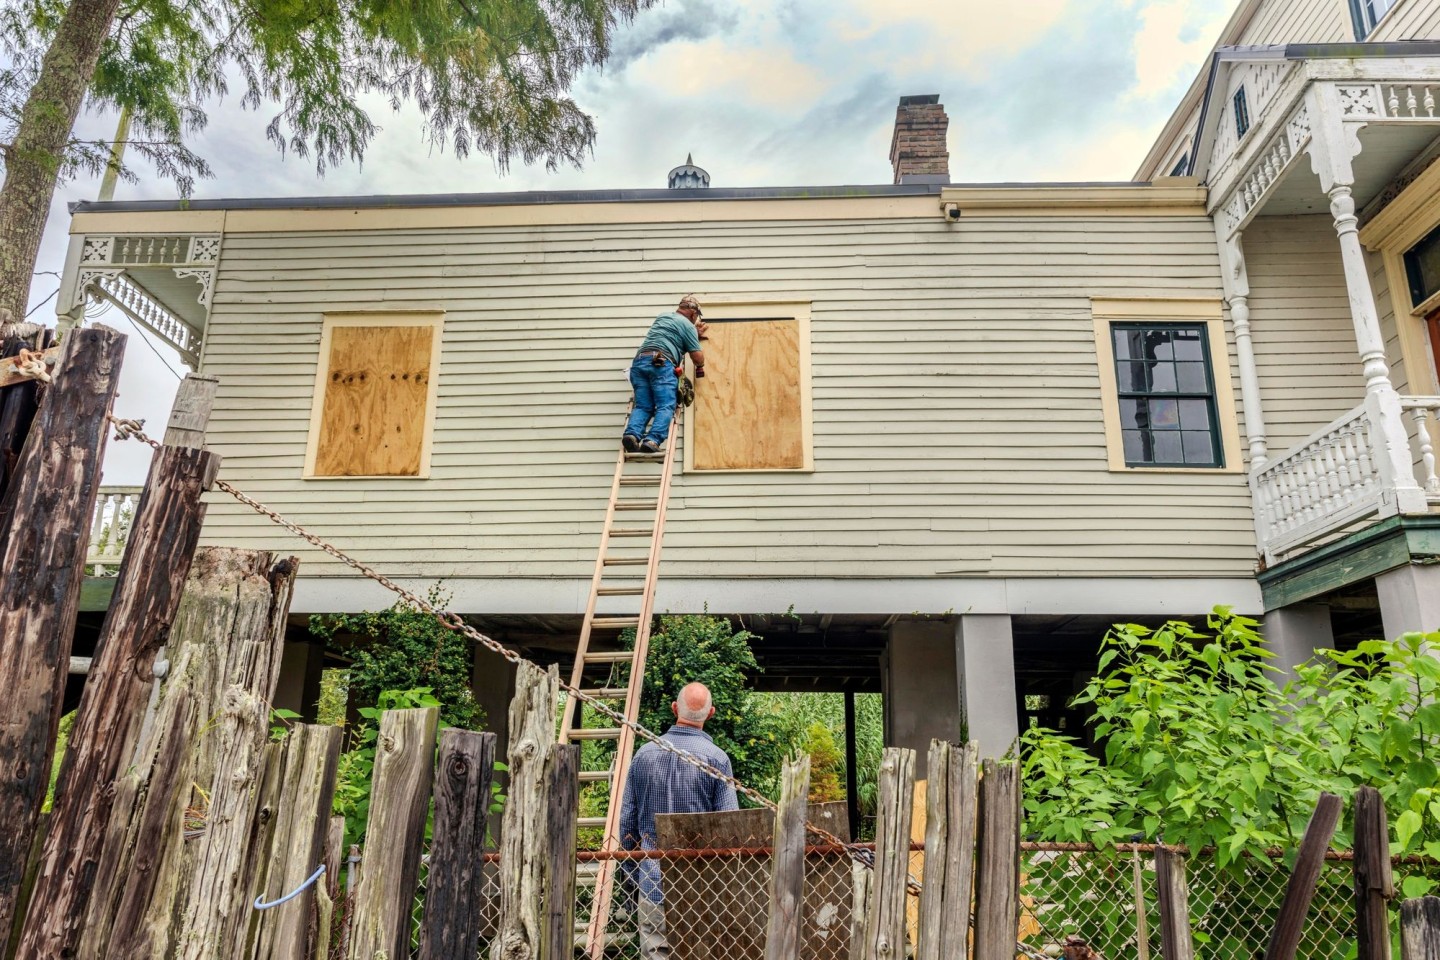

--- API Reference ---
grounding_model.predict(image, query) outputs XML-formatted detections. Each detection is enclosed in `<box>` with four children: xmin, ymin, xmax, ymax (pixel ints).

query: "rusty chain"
<box><xmin>106</xmin><ymin>416</ymin><xmax>921</xmax><ymax>894</ymax></box>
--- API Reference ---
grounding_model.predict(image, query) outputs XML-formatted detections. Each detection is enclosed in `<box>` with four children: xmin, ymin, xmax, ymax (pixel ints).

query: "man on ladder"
<box><xmin>622</xmin><ymin>295</ymin><xmax>707</xmax><ymax>454</ymax></box>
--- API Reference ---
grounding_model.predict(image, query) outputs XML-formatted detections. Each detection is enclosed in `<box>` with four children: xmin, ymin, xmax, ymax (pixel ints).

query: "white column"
<box><xmin>1262</xmin><ymin>602</ymin><xmax>1335</xmax><ymax>686</ymax></box>
<box><xmin>1377</xmin><ymin>564</ymin><xmax>1440</xmax><ymax>639</ymax></box>
<box><xmin>1307</xmin><ymin>84</ymin><xmax>1428</xmax><ymax>514</ymax></box>
<box><xmin>884</xmin><ymin>619</ymin><xmax>961</xmax><ymax>777</ymax></box>
<box><xmin>954</xmin><ymin>615</ymin><xmax>1018</xmax><ymax>760</ymax></box>
<box><xmin>1216</xmin><ymin>228</ymin><xmax>1268</xmax><ymax>469</ymax></box>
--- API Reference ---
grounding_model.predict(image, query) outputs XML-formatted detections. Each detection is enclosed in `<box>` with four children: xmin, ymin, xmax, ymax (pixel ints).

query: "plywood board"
<box><xmin>314</xmin><ymin>324</ymin><xmax>434</xmax><ymax>476</ymax></box>
<box><xmin>693</xmin><ymin>319</ymin><xmax>805</xmax><ymax>470</ymax></box>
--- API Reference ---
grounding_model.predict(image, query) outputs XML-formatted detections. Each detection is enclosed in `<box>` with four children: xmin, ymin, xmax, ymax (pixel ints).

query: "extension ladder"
<box><xmin>560</xmin><ymin>405</ymin><xmax>683</xmax><ymax>958</ymax></box>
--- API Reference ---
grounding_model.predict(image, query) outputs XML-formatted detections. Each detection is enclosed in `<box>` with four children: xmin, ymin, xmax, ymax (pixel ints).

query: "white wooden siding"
<box><xmin>194</xmin><ymin>212</ymin><xmax>1257</xmax><ymax>584</ymax></box>
<box><xmin>1236</xmin><ymin>0</ymin><xmax>1349</xmax><ymax>43</ymax></box>
<box><xmin>1244</xmin><ymin>215</ymin><xmax>1368</xmax><ymax>453</ymax></box>
<box><xmin>1371</xmin><ymin>0</ymin><xmax>1440</xmax><ymax>38</ymax></box>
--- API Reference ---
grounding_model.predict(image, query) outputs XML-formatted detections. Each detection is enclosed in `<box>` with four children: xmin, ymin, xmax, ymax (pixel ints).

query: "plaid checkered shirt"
<box><xmin>618</xmin><ymin>724</ymin><xmax>740</xmax><ymax>903</ymax></box>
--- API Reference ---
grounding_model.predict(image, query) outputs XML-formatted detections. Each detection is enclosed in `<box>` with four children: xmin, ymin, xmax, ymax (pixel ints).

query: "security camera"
<box><xmin>942</xmin><ymin>202</ymin><xmax>961</xmax><ymax>221</ymax></box>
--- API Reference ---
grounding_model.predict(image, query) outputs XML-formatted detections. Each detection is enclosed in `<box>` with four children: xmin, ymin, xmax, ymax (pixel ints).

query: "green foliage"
<box><xmin>798</xmin><ymin>722</ymin><xmax>844</xmax><ymax>803</ymax></box>
<box><xmin>756</xmin><ymin>691</ymin><xmax>885</xmax><ymax>823</ymax></box>
<box><xmin>1022</xmin><ymin>607</ymin><xmax>1440</xmax><ymax>882</ymax></box>
<box><xmin>1</xmin><ymin>0</ymin><xmax>651</xmax><ymax>192</ymax></box>
<box><xmin>269</xmin><ymin>707</ymin><xmax>301</xmax><ymax>742</ymax></box>
<box><xmin>332</xmin><ymin>687</ymin><xmax>440</xmax><ymax>848</ymax></box>
<box><xmin>310</xmin><ymin>586</ymin><xmax>482</xmax><ymax>732</ymax></box>
<box><xmin>316</xmin><ymin>668</ymin><xmax>349</xmax><ymax>727</ymax></box>
<box><xmin>43</xmin><ymin>711</ymin><xmax>75</xmax><ymax>813</ymax></box>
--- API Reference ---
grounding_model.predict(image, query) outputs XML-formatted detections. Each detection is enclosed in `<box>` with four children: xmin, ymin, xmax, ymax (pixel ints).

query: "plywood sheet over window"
<box><xmin>304</xmin><ymin>313</ymin><xmax>443</xmax><ymax>478</ymax></box>
<box><xmin>687</xmin><ymin>303</ymin><xmax>813</xmax><ymax>472</ymax></box>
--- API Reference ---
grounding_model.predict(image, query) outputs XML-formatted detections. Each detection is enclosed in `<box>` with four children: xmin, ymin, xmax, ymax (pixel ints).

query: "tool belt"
<box><xmin>637</xmin><ymin>349</ymin><xmax>671</xmax><ymax>367</ymax></box>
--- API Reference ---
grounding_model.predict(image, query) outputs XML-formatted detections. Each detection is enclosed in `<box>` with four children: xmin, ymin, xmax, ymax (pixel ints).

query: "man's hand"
<box><xmin>695</xmin><ymin>367</ymin><xmax>705</xmax><ymax>378</ymax></box>
<box><xmin>696</xmin><ymin>319</ymin><xmax>710</xmax><ymax>340</ymax></box>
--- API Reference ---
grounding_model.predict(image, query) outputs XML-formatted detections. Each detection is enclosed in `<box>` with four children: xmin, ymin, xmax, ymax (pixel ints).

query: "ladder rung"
<box><xmin>615</xmin><ymin>500</ymin><xmax>659</xmax><ymax>511</ymax></box>
<box><xmin>578</xmin><ymin>816</ymin><xmax>609</xmax><ymax>828</ymax></box>
<box><xmin>596</xmin><ymin>587</ymin><xmax>644</xmax><ymax>597</ymax></box>
<box><xmin>584</xmin><ymin>651</ymin><xmax>636</xmax><ymax>664</ymax></box>
<box><xmin>579</xmin><ymin>770</ymin><xmax>613</xmax><ymax>783</ymax></box>
<box><xmin>570</xmin><ymin>727</ymin><xmax>623</xmax><ymax>740</ymax></box>
<box><xmin>623</xmin><ymin>452</ymin><xmax>664</xmax><ymax>461</ymax></box>
<box><xmin>592</xmin><ymin>616</ymin><xmax>640</xmax><ymax>629</ymax></box>
<box><xmin>602</xmin><ymin>557</ymin><xmax>649</xmax><ymax>566</ymax></box>
<box><xmin>579</xmin><ymin>687</ymin><xmax>629</xmax><ymax>699</ymax></box>
<box><xmin>609</xmin><ymin>528</ymin><xmax>653</xmax><ymax>537</ymax></box>
<box><xmin>619</xmin><ymin>477</ymin><xmax>662</xmax><ymax>486</ymax></box>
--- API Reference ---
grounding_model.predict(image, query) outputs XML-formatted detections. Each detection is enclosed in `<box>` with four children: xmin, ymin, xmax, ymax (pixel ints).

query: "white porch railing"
<box><xmin>1252</xmin><ymin>397</ymin><xmax>1440</xmax><ymax>562</ymax></box>
<box><xmin>86</xmin><ymin>486</ymin><xmax>142</xmax><ymax>576</ymax></box>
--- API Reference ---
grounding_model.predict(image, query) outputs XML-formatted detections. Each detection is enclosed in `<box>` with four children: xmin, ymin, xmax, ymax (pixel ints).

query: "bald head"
<box><xmin>672</xmin><ymin>682</ymin><xmax>715</xmax><ymax>728</ymax></box>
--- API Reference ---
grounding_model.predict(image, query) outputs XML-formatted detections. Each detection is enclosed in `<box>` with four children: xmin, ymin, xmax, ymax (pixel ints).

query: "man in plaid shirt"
<box><xmin>618</xmin><ymin>681</ymin><xmax>739</xmax><ymax>960</ymax></box>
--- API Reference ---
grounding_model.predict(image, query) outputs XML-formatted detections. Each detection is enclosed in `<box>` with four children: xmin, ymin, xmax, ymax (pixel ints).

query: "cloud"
<box><xmin>605</xmin><ymin>0</ymin><xmax>744</xmax><ymax>72</ymax></box>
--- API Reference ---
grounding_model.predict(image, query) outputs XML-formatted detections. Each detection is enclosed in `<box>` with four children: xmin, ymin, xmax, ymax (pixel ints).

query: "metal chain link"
<box><xmin>106</xmin><ymin>416</ymin><xmax>915</xmax><ymax>891</ymax></box>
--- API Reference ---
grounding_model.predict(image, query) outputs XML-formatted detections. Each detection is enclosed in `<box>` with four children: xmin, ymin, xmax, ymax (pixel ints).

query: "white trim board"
<box><xmin>290</xmin><ymin>575</ymin><xmax>1263</xmax><ymax>616</ymax></box>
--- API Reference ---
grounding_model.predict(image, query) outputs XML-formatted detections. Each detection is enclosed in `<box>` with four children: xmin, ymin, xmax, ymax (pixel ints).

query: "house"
<box><xmin>59</xmin><ymin>0</ymin><xmax>1440</xmax><ymax>768</ymax></box>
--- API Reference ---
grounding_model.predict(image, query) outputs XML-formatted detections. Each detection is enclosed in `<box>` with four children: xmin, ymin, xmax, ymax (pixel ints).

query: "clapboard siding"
<box><xmin>1371</xmin><ymin>0</ymin><xmax>1440</xmax><ymax>38</ymax></box>
<box><xmin>194</xmin><ymin>210</ymin><xmax>1258</xmax><ymax>584</ymax></box>
<box><xmin>1237</xmin><ymin>0</ymin><xmax>1349</xmax><ymax>43</ymax></box>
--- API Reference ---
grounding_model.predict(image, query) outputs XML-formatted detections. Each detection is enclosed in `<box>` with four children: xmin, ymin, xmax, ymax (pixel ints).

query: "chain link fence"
<box><xmin>325</xmin><ymin>842</ymin><xmax>1438</xmax><ymax>959</ymax></box>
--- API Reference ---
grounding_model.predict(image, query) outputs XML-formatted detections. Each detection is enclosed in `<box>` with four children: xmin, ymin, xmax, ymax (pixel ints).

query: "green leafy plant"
<box><xmin>332</xmin><ymin>687</ymin><xmax>441</xmax><ymax>848</ymax></box>
<box><xmin>269</xmin><ymin>707</ymin><xmax>302</xmax><ymax>742</ymax></box>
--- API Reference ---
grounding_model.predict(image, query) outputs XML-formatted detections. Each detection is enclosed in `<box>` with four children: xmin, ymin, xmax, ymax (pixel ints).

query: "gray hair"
<box><xmin>675</xmin><ymin>683</ymin><xmax>713</xmax><ymax>723</ymax></box>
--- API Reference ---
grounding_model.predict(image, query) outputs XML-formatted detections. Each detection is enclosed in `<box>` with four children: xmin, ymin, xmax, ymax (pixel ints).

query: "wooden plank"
<box><xmin>1262</xmin><ymin>792</ymin><xmax>1343</xmax><ymax>960</ymax></box>
<box><xmin>0</xmin><ymin>325</ymin><xmax>125</xmax><ymax>938</ymax></box>
<box><xmin>345</xmin><ymin>707</ymin><xmax>439</xmax><ymax>960</ymax></box>
<box><xmin>1354</xmin><ymin>785</ymin><xmax>1394</xmax><ymax>960</ymax></box>
<box><xmin>250</xmin><ymin>724</ymin><xmax>343</xmax><ymax>960</ymax></box>
<box><xmin>693</xmin><ymin>318</ymin><xmax>804</xmax><ymax>470</ymax></box>
<box><xmin>543</xmin><ymin>743</ymin><xmax>580</xmax><ymax>960</ymax></box>
<box><xmin>87</xmin><ymin>548</ymin><xmax>299</xmax><ymax>960</ymax></box>
<box><xmin>16</xmin><ymin>439</ymin><xmax>220</xmax><ymax>959</ymax></box>
<box><xmin>315</xmin><ymin>323</ymin><xmax>434</xmax><ymax>477</ymax></box>
<box><xmin>765</xmin><ymin>754</ymin><xmax>811</xmax><ymax>960</ymax></box>
<box><xmin>973</xmin><ymin>758</ymin><xmax>1020</xmax><ymax>960</ymax></box>
<box><xmin>863</xmin><ymin>747</ymin><xmax>916</xmax><ymax>960</ymax></box>
<box><xmin>163</xmin><ymin>374</ymin><xmax>220</xmax><ymax>447</ymax></box>
<box><xmin>917</xmin><ymin>740</ymin><xmax>977</xmax><ymax>960</ymax></box>
<box><xmin>492</xmin><ymin>662</ymin><xmax>560</xmax><ymax>960</ymax></box>
<box><xmin>420</xmin><ymin>729</ymin><xmax>497</xmax><ymax>960</ymax></box>
<box><xmin>1155</xmin><ymin>846</ymin><xmax>1194</xmax><ymax>960</ymax></box>
<box><xmin>1403</xmin><ymin>897</ymin><xmax>1440</xmax><ymax>960</ymax></box>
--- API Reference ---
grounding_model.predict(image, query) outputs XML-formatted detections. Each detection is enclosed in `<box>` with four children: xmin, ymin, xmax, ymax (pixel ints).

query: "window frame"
<box><xmin>1349</xmin><ymin>0</ymin><xmax>1400</xmax><ymax>37</ymax></box>
<box><xmin>1233</xmin><ymin>86</ymin><xmax>1252</xmax><ymax>141</ymax></box>
<box><xmin>302</xmin><ymin>311</ymin><xmax>445</xmax><ymax>480</ymax></box>
<box><xmin>681</xmin><ymin>298</ymin><xmax>815</xmax><ymax>474</ymax></box>
<box><xmin>1110</xmin><ymin>322</ymin><xmax>1224</xmax><ymax>468</ymax></box>
<box><xmin>1091</xmin><ymin>299</ymin><xmax>1243</xmax><ymax>475</ymax></box>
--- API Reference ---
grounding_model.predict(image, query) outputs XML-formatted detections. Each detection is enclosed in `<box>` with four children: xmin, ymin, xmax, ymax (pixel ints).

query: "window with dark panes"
<box><xmin>1112</xmin><ymin>323</ymin><xmax>1223</xmax><ymax>468</ymax></box>
<box><xmin>1405</xmin><ymin>222</ymin><xmax>1440</xmax><ymax>307</ymax></box>
<box><xmin>1233</xmin><ymin>87</ymin><xmax>1250</xmax><ymax>139</ymax></box>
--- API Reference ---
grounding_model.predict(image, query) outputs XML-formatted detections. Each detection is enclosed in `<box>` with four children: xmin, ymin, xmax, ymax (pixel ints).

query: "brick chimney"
<box><xmin>889</xmin><ymin>95</ymin><xmax>950</xmax><ymax>185</ymax></box>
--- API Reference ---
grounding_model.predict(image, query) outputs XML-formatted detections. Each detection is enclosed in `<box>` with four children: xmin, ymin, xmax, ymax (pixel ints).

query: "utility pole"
<box><xmin>97</xmin><ymin>106</ymin><xmax>131</xmax><ymax>202</ymax></box>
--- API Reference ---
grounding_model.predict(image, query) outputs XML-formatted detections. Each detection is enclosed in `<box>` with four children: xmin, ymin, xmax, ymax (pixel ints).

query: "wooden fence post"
<box><xmin>0</xmin><ymin>325</ymin><xmax>125</xmax><ymax>937</ymax></box>
<box><xmin>17</xmin><ymin>377</ymin><xmax>220</xmax><ymax>957</ymax></box>
<box><xmin>420</xmin><ymin>729</ymin><xmax>497</xmax><ymax>960</ymax></box>
<box><xmin>916</xmin><ymin>740</ymin><xmax>979</xmax><ymax>960</ymax></box>
<box><xmin>543</xmin><ymin>743</ymin><xmax>581</xmax><ymax>960</ymax></box>
<box><xmin>1403</xmin><ymin>897</ymin><xmax>1440</xmax><ymax>960</ymax></box>
<box><xmin>849</xmin><ymin>858</ymin><xmax>873</xmax><ymax>960</ymax></box>
<box><xmin>83</xmin><ymin>547</ymin><xmax>298</xmax><ymax>960</ymax></box>
<box><xmin>973</xmin><ymin>758</ymin><xmax>1020</xmax><ymax>960</ymax></box>
<box><xmin>345</xmin><ymin>707</ymin><xmax>440</xmax><ymax>960</ymax></box>
<box><xmin>1155</xmin><ymin>846</ymin><xmax>1194</xmax><ymax>960</ymax></box>
<box><xmin>0</xmin><ymin>326</ymin><xmax>52</xmax><ymax>506</ymax></box>
<box><xmin>765</xmin><ymin>754</ymin><xmax>811</xmax><ymax>960</ymax></box>
<box><xmin>863</xmin><ymin>747</ymin><xmax>916</xmax><ymax>960</ymax></box>
<box><xmin>249</xmin><ymin>723</ymin><xmax>344</xmax><ymax>960</ymax></box>
<box><xmin>1262</xmin><ymin>791</ymin><xmax>1343</xmax><ymax>960</ymax></box>
<box><xmin>492</xmin><ymin>662</ymin><xmax>560</xmax><ymax>960</ymax></box>
<box><xmin>1355</xmin><ymin>785</ymin><xmax>1394</xmax><ymax>960</ymax></box>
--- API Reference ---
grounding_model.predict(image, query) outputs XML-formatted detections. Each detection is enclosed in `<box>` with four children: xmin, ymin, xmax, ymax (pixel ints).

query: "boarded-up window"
<box><xmin>688</xmin><ymin>306</ymin><xmax>812</xmax><ymax>471</ymax></box>
<box><xmin>305</xmin><ymin>314</ymin><xmax>443</xmax><ymax>478</ymax></box>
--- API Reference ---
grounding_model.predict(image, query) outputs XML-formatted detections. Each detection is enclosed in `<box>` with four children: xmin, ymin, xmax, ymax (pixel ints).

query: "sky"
<box><xmin>19</xmin><ymin>0</ymin><xmax>1236</xmax><ymax>483</ymax></box>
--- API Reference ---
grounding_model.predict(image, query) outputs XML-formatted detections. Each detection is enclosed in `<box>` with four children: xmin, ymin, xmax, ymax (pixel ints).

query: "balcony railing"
<box><xmin>1252</xmin><ymin>398</ymin><xmax>1440</xmax><ymax>562</ymax></box>
<box><xmin>87</xmin><ymin>486</ymin><xmax>142</xmax><ymax>576</ymax></box>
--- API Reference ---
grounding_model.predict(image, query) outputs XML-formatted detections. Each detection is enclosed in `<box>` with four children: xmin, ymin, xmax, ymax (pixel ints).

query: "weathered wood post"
<box><xmin>16</xmin><ymin>374</ymin><xmax>220</xmax><ymax>959</ymax></box>
<box><xmin>1354</xmin><ymin>786</ymin><xmax>1394</xmax><ymax>960</ymax></box>
<box><xmin>492</xmin><ymin>662</ymin><xmax>560</xmax><ymax>960</ymax></box>
<box><xmin>1155</xmin><ymin>846</ymin><xmax>1194</xmax><ymax>960</ymax></box>
<box><xmin>248</xmin><ymin>723</ymin><xmax>344</xmax><ymax>960</ymax></box>
<box><xmin>543</xmin><ymin>742</ymin><xmax>580</xmax><ymax>960</ymax></box>
<box><xmin>1262</xmin><ymin>791</ymin><xmax>1342</xmax><ymax>960</ymax></box>
<box><xmin>0</xmin><ymin>324</ymin><xmax>125</xmax><ymax>937</ymax></box>
<box><xmin>849</xmin><ymin>857</ymin><xmax>873</xmax><ymax>960</ymax></box>
<box><xmin>863</xmin><ymin>747</ymin><xmax>916</xmax><ymax>960</ymax></box>
<box><xmin>84</xmin><ymin>547</ymin><xmax>298</xmax><ymax>960</ymax></box>
<box><xmin>0</xmin><ymin>327</ymin><xmax>52</xmax><ymax>505</ymax></box>
<box><xmin>973</xmin><ymin>758</ymin><xmax>1020</xmax><ymax>960</ymax></box>
<box><xmin>345</xmin><ymin>706</ymin><xmax>440</xmax><ymax>960</ymax></box>
<box><xmin>916</xmin><ymin>740</ymin><xmax>978</xmax><ymax>960</ymax></box>
<box><xmin>765</xmin><ymin>754</ymin><xmax>811</xmax><ymax>960</ymax></box>
<box><xmin>420</xmin><ymin>729</ymin><xmax>497</xmax><ymax>960</ymax></box>
<box><xmin>1403</xmin><ymin>897</ymin><xmax>1440</xmax><ymax>960</ymax></box>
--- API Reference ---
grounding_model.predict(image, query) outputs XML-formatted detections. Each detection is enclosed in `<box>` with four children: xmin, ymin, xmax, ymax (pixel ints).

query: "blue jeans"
<box><xmin>625</xmin><ymin>355</ymin><xmax>678</xmax><ymax>445</ymax></box>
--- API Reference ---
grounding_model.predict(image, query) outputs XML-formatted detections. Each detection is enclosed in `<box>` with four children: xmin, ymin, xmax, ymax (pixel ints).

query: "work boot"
<box><xmin>623</xmin><ymin>434</ymin><xmax>640</xmax><ymax>452</ymax></box>
<box><xmin>639</xmin><ymin>440</ymin><xmax>661</xmax><ymax>454</ymax></box>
